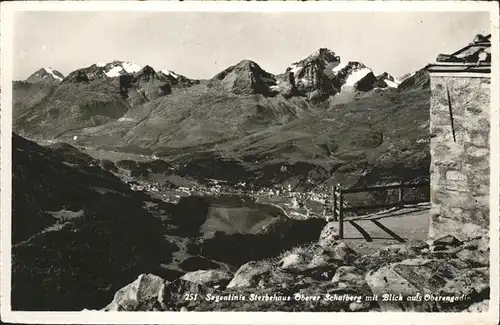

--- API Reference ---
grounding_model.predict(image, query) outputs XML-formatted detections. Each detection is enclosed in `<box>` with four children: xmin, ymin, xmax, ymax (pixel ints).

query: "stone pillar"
<box><xmin>429</xmin><ymin>74</ymin><xmax>490</xmax><ymax>241</ymax></box>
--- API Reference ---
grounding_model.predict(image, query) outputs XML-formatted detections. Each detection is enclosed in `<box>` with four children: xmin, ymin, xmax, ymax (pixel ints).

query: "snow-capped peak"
<box><xmin>161</xmin><ymin>69</ymin><xmax>178</xmax><ymax>79</ymax></box>
<box><xmin>44</xmin><ymin>67</ymin><xmax>63</xmax><ymax>81</ymax></box>
<box><xmin>103</xmin><ymin>61</ymin><xmax>143</xmax><ymax>77</ymax></box>
<box><xmin>344</xmin><ymin>67</ymin><xmax>373</xmax><ymax>86</ymax></box>
<box><xmin>122</xmin><ymin>62</ymin><xmax>142</xmax><ymax>73</ymax></box>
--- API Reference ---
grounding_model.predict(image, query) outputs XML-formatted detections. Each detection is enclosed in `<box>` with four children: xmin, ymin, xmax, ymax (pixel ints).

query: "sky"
<box><xmin>13</xmin><ymin>11</ymin><xmax>491</xmax><ymax>80</ymax></box>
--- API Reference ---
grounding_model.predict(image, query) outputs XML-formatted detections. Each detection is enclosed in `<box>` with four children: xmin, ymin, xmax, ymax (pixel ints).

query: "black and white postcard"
<box><xmin>0</xmin><ymin>1</ymin><xmax>498</xmax><ymax>324</ymax></box>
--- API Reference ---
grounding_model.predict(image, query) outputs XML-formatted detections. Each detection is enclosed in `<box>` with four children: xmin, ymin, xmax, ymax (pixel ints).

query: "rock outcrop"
<box><xmin>226</xmin><ymin>261</ymin><xmax>274</xmax><ymax>289</ymax></box>
<box><xmin>274</xmin><ymin>49</ymin><xmax>393</xmax><ymax>101</ymax></box>
<box><xmin>318</xmin><ymin>221</ymin><xmax>341</xmax><ymax>247</ymax></box>
<box><xmin>99</xmin><ymin>233</ymin><xmax>489</xmax><ymax>312</ymax></box>
<box><xmin>398</xmin><ymin>67</ymin><xmax>430</xmax><ymax>91</ymax></box>
<box><xmin>180</xmin><ymin>269</ymin><xmax>233</xmax><ymax>288</ymax></box>
<box><xmin>103</xmin><ymin>274</ymin><xmax>166</xmax><ymax>311</ymax></box>
<box><xmin>100</xmin><ymin>234</ymin><xmax>490</xmax><ymax>312</ymax></box>
<box><xmin>209</xmin><ymin>60</ymin><xmax>278</xmax><ymax>97</ymax></box>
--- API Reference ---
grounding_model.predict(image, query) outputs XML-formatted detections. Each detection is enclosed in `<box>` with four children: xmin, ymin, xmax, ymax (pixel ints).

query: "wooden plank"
<box><xmin>339</xmin><ymin>191</ymin><xmax>344</xmax><ymax>239</ymax></box>
<box><xmin>400</xmin><ymin>199</ymin><xmax>430</xmax><ymax>205</ymax></box>
<box><xmin>343</xmin><ymin>202</ymin><xmax>402</xmax><ymax>211</ymax></box>
<box><xmin>341</xmin><ymin>199</ymin><xmax>430</xmax><ymax>213</ymax></box>
<box><xmin>342</xmin><ymin>182</ymin><xmax>429</xmax><ymax>194</ymax></box>
<box><xmin>333</xmin><ymin>185</ymin><xmax>337</xmax><ymax>221</ymax></box>
<box><xmin>398</xmin><ymin>180</ymin><xmax>404</xmax><ymax>207</ymax></box>
<box><xmin>370</xmin><ymin>219</ymin><xmax>406</xmax><ymax>243</ymax></box>
<box><xmin>348</xmin><ymin>220</ymin><xmax>373</xmax><ymax>242</ymax></box>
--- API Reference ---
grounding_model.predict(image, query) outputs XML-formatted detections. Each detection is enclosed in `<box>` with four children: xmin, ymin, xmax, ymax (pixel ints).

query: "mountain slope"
<box><xmin>26</xmin><ymin>67</ymin><xmax>64</xmax><ymax>84</ymax></box>
<box><xmin>11</xmin><ymin>134</ymin><xmax>326</xmax><ymax>311</ymax></box>
<box><xmin>62</xmin><ymin>80</ymin><xmax>430</xmax><ymax>194</ymax></box>
<box><xmin>171</xmin><ymin>85</ymin><xmax>431</xmax><ymax>190</ymax></box>
<box><xmin>13</xmin><ymin>62</ymin><xmax>199</xmax><ymax>139</ymax></box>
<box><xmin>52</xmin><ymin>83</ymin><xmax>313</xmax><ymax>151</ymax></box>
<box><xmin>12</xmin><ymin>67</ymin><xmax>65</xmax><ymax>118</ymax></box>
<box><xmin>12</xmin><ymin>52</ymin><xmax>429</xmax><ymax>192</ymax></box>
<box><xmin>208</xmin><ymin>60</ymin><xmax>278</xmax><ymax>97</ymax></box>
<box><xmin>11</xmin><ymin>133</ymin><xmax>170</xmax><ymax>310</ymax></box>
<box><xmin>397</xmin><ymin>67</ymin><xmax>430</xmax><ymax>91</ymax></box>
<box><xmin>12</xmin><ymin>81</ymin><xmax>56</xmax><ymax>119</ymax></box>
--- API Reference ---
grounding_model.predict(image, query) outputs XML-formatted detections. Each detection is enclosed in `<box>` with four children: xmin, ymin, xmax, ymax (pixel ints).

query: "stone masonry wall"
<box><xmin>429</xmin><ymin>75</ymin><xmax>490</xmax><ymax>241</ymax></box>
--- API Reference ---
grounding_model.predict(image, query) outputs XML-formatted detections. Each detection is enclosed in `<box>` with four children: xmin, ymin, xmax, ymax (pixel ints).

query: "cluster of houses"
<box><xmin>125</xmin><ymin>177</ymin><xmax>333</xmax><ymax>215</ymax></box>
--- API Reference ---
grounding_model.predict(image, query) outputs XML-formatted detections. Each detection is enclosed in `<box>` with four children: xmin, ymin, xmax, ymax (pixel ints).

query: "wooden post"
<box><xmin>339</xmin><ymin>189</ymin><xmax>344</xmax><ymax>239</ymax></box>
<box><xmin>398</xmin><ymin>180</ymin><xmax>404</xmax><ymax>208</ymax></box>
<box><xmin>333</xmin><ymin>185</ymin><xmax>337</xmax><ymax>221</ymax></box>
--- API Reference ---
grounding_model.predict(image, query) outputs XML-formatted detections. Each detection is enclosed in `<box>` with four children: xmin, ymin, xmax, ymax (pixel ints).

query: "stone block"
<box><xmin>465</xmin><ymin>146</ymin><xmax>489</xmax><ymax>158</ymax></box>
<box><xmin>445</xmin><ymin>170</ymin><xmax>467</xmax><ymax>182</ymax></box>
<box><xmin>428</xmin><ymin>215</ymin><xmax>489</xmax><ymax>242</ymax></box>
<box><xmin>464</xmin><ymin>132</ymin><xmax>488</xmax><ymax>148</ymax></box>
<box><xmin>463</xmin><ymin>117</ymin><xmax>489</xmax><ymax>134</ymax></box>
<box><xmin>442</xmin><ymin>192</ymin><xmax>477</xmax><ymax>210</ymax></box>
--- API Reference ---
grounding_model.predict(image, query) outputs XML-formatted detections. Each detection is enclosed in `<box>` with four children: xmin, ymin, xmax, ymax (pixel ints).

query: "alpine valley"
<box><xmin>10</xmin><ymin>48</ymin><xmax>450</xmax><ymax>313</ymax></box>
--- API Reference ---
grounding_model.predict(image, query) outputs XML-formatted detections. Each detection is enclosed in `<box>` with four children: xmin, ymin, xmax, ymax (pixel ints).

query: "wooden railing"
<box><xmin>332</xmin><ymin>181</ymin><xmax>430</xmax><ymax>239</ymax></box>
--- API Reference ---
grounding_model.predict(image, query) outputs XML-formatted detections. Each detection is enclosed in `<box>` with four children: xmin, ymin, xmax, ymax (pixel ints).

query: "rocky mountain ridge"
<box><xmin>17</xmin><ymin>49</ymin><xmax>402</xmax><ymax>103</ymax></box>
<box><xmin>100</xmin><ymin>230</ymin><xmax>490</xmax><ymax>312</ymax></box>
<box><xmin>26</xmin><ymin>67</ymin><xmax>64</xmax><ymax>84</ymax></box>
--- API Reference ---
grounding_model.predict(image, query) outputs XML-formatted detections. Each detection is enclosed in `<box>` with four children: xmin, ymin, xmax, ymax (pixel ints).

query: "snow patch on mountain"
<box><xmin>344</xmin><ymin>68</ymin><xmax>372</xmax><ymax>86</ymax></box>
<box><xmin>122</xmin><ymin>62</ymin><xmax>142</xmax><ymax>74</ymax></box>
<box><xmin>105</xmin><ymin>66</ymin><xmax>124</xmax><ymax>78</ymax></box>
<box><xmin>288</xmin><ymin>64</ymin><xmax>303</xmax><ymax>76</ymax></box>
<box><xmin>25</xmin><ymin>67</ymin><xmax>65</xmax><ymax>84</ymax></box>
<box><xmin>332</xmin><ymin>61</ymin><xmax>349</xmax><ymax>74</ymax></box>
<box><xmin>45</xmin><ymin>67</ymin><xmax>63</xmax><ymax>81</ymax></box>
<box><xmin>161</xmin><ymin>70</ymin><xmax>179</xmax><ymax>79</ymax></box>
<box><xmin>104</xmin><ymin>61</ymin><xmax>143</xmax><ymax>77</ymax></box>
<box><xmin>384</xmin><ymin>79</ymin><xmax>399</xmax><ymax>88</ymax></box>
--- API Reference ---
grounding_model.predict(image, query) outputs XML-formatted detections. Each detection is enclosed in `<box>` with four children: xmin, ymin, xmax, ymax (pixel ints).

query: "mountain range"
<box><xmin>13</xmin><ymin>48</ymin><xmax>430</xmax><ymax>192</ymax></box>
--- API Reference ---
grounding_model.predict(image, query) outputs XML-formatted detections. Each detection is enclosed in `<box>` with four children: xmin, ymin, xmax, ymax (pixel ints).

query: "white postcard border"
<box><xmin>1</xmin><ymin>1</ymin><xmax>499</xmax><ymax>325</ymax></box>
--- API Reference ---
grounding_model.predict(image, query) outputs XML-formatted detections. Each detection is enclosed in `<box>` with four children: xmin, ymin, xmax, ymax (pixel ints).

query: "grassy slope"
<box><xmin>12</xmin><ymin>81</ymin><xmax>56</xmax><ymax>119</ymax></box>
<box><xmin>13</xmin><ymin>79</ymin><xmax>130</xmax><ymax>139</ymax></box>
<box><xmin>11</xmin><ymin>134</ymin><xmax>173</xmax><ymax>310</ymax></box>
<box><xmin>171</xmin><ymin>86</ymin><xmax>430</xmax><ymax>190</ymax></box>
<box><xmin>63</xmin><ymin>84</ymin><xmax>311</xmax><ymax>151</ymax></box>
